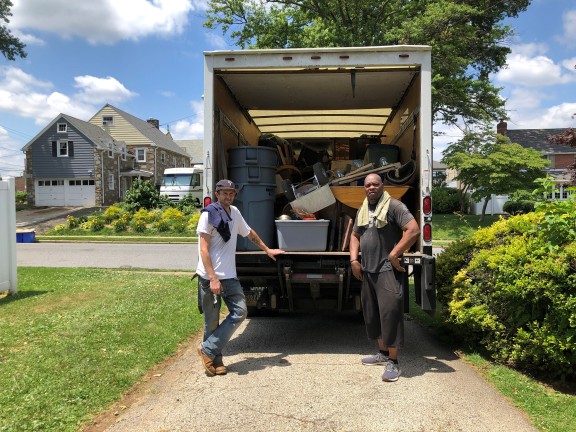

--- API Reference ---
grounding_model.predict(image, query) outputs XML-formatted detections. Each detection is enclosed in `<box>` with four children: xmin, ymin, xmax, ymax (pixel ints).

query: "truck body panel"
<box><xmin>202</xmin><ymin>46</ymin><xmax>435</xmax><ymax>313</ymax></box>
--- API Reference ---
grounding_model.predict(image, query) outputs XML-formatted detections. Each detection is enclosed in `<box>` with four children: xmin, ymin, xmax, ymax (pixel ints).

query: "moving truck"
<box><xmin>202</xmin><ymin>46</ymin><xmax>435</xmax><ymax>314</ymax></box>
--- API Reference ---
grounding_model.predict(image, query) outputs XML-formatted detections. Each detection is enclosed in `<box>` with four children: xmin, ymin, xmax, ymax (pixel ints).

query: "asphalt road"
<box><xmin>16</xmin><ymin>242</ymin><xmax>199</xmax><ymax>270</ymax></box>
<box><xmin>16</xmin><ymin>242</ymin><xmax>444</xmax><ymax>270</ymax></box>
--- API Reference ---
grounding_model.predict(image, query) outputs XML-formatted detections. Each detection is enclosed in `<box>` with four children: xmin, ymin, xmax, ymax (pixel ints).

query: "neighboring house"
<box><xmin>432</xmin><ymin>160</ymin><xmax>458</xmax><ymax>188</ymax></box>
<box><xmin>497</xmin><ymin>120</ymin><xmax>575</xmax><ymax>201</ymax></box>
<box><xmin>89</xmin><ymin>104</ymin><xmax>191</xmax><ymax>184</ymax></box>
<box><xmin>21</xmin><ymin>114</ymin><xmax>137</xmax><ymax>207</ymax></box>
<box><xmin>174</xmin><ymin>139</ymin><xmax>203</xmax><ymax>165</ymax></box>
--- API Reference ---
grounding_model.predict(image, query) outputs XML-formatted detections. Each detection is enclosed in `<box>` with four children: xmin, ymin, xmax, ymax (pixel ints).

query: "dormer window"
<box><xmin>102</xmin><ymin>116</ymin><xmax>114</xmax><ymax>126</ymax></box>
<box><xmin>57</xmin><ymin>123</ymin><xmax>67</xmax><ymax>133</ymax></box>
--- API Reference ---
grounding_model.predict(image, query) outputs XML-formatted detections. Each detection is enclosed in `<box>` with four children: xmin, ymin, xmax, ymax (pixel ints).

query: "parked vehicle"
<box><xmin>160</xmin><ymin>166</ymin><xmax>203</xmax><ymax>204</ymax></box>
<box><xmin>202</xmin><ymin>46</ymin><xmax>435</xmax><ymax>313</ymax></box>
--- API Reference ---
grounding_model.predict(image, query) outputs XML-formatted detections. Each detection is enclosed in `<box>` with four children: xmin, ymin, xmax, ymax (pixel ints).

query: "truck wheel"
<box><xmin>313</xmin><ymin>162</ymin><xmax>330</xmax><ymax>186</ymax></box>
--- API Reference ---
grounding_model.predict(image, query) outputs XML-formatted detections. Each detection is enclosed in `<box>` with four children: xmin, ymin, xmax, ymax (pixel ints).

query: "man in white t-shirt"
<box><xmin>196</xmin><ymin>179</ymin><xmax>284</xmax><ymax>376</ymax></box>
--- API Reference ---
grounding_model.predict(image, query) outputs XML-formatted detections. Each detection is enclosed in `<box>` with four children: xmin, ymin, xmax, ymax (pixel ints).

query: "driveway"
<box><xmin>86</xmin><ymin>312</ymin><xmax>537</xmax><ymax>432</ymax></box>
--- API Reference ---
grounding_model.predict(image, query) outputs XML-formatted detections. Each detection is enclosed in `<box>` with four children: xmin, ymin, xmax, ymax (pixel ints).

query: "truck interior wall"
<box><xmin>214</xmin><ymin>77</ymin><xmax>261</xmax><ymax>180</ymax></box>
<box><xmin>382</xmin><ymin>73</ymin><xmax>422</xmax><ymax>250</ymax></box>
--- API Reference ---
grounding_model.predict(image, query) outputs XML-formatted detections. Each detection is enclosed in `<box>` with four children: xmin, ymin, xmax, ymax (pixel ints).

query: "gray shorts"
<box><xmin>361</xmin><ymin>270</ymin><xmax>404</xmax><ymax>348</ymax></box>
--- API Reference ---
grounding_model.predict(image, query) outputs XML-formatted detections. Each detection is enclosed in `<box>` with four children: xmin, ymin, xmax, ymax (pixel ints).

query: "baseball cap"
<box><xmin>215</xmin><ymin>179</ymin><xmax>238</xmax><ymax>192</ymax></box>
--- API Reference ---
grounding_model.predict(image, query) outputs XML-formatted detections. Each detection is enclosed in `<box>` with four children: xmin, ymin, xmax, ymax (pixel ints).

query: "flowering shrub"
<box><xmin>67</xmin><ymin>215</ymin><xmax>80</xmax><ymax>229</ymax></box>
<box><xmin>438</xmin><ymin>189</ymin><xmax>576</xmax><ymax>380</ymax></box>
<box><xmin>112</xmin><ymin>213</ymin><xmax>130</xmax><ymax>232</ymax></box>
<box><xmin>103</xmin><ymin>205</ymin><xmax>123</xmax><ymax>223</ymax></box>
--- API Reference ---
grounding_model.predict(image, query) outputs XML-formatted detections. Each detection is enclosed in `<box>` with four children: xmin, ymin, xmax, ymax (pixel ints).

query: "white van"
<box><xmin>160</xmin><ymin>166</ymin><xmax>203</xmax><ymax>205</ymax></box>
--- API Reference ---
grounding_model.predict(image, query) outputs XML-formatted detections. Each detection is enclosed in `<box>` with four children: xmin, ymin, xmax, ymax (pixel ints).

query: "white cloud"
<box><xmin>205</xmin><ymin>32</ymin><xmax>230</xmax><ymax>50</ymax></box>
<box><xmin>495</xmin><ymin>47</ymin><xmax>576</xmax><ymax>87</ymax></box>
<box><xmin>74</xmin><ymin>76</ymin><xmax>138</xmax><ymax>105</ymax></box>
<box><xmin>510</xmin><ymin>102</ymin><xmax>576</xmax><ymax>129</ymax></box>
<box><xmin>0</xmin><ymin>67</ymin><xmax>136</xmax><ymax>125</ymax></box>
<box><xmin>10</xmin><ymin>0</ymin><xmax>196</xmax><ymax>44</ymax></box>
<box><xmin>170</xmin><ymin>99</ymin><xmax>204</xmax><ymax>139</ymax></box>
<box><xmin>560</xmin><ymin>10</ymin><xmax>576</xmax><ymax>47</ymax></box>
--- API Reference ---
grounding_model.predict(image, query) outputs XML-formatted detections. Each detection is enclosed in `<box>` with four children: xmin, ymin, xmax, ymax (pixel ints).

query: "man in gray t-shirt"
<box><xmin>349</xmin><ymin>173</ymin><xmax>419</xmax><ymax>382</ymax></box>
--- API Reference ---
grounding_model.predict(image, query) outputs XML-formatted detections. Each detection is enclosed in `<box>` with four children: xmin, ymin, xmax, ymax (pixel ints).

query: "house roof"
<box><xmin>102</xmin><ymin>104</ymin><xmax>189</xmax><ymax>157</ymax></box>
<box><xmin>174</xmin><ymin>139</ymin><xmax>203</xmax><ymax>165</ymax></box>
<box><xmin>21</xmin><ymin>113</ymin><xmax>116</xmax><ymax>152</ymax></box>
<box><xmin>505</xmin><ymin>128</ymin><xmax>576</xmax><ymax>155</ymax></box>
<box><xmin>433</xmin><ymin>160</ymin><xmax>447</xmax><ymax>170</ymax></box>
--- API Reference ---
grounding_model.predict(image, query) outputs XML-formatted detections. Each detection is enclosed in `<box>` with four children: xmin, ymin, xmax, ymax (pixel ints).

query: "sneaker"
<box><xmin>197</xmin><ymin>345</ymin><xmax>216</xmax><ymax>376</ymax></box>
<box><xmin>381</xmin><ymin>360</ymin><xmax>401</xmax><ymax>382</ymax></box>
<box><xmin>361</xmin><ymin>352</ymin><xmax>389</xmax><ymax>366</ymax></box>
<box><xmin>213</xmin><ymin>354</ymin><xmax>228</xmax><ymax>375</ymax></box>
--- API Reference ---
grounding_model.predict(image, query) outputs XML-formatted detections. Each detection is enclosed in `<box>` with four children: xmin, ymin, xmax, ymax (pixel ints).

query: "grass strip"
<box><xmin>0</xmin><ymin>267</ymin><xmax>202</xmax><ymax>432</ymax></box>
<box><xmin>408</xmin><ymin>290</ymin><xmax>576</xmax><ymax>432</ymax></box>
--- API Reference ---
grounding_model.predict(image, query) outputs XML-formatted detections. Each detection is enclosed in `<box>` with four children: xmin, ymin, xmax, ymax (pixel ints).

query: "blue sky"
<box><xmin>1</xmin><ymin>0</ymin><xmax>575</xmax><ymax>177</ymax></box>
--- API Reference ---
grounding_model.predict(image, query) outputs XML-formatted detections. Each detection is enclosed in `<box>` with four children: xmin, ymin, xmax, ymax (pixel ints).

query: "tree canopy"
<box><xmin>0</xmin><ymin>0</ymin><xmax>26</xmax><ymax>61</ymax></box>
<box><xmin>205</xmin><ymin>0</ymin><xmax>531</xmax><ymax>128</ymax></box>
<box><xmin>442</xmin><ymin>128</ymin><xmax>550</xmax><ymax>219</ymax></box>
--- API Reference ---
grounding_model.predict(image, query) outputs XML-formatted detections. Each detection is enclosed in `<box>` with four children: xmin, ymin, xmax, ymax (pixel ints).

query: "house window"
<box><xmin>136</xmin><ymin>148</ymin><xmax>146</xmax><ymax>162</ymax></box>
<box><xmin>58</xmin><ymin>140</ymin><xmax>69</xmax><ymax>157</ymax></box>
<box><xmin>108</xmin><ymin>172</ymin><xmax>115</xmax><ymax>190</ymax></box>
<box><xmin>102</xmin><ymin>115</ymin><xmax>114</xmax><ymax>126</ymax></box>
<box><xmin>161</xmin><ymin>151</ymin><xmax>166</xmax><ymax>163</ymax></box>
<box><xmin>108</xmin><ymin>142</ymin><xmax>114</xmax><ymax>158</ymax></box>
<box><xmin>121</xmin><ymin>145</ymin><xmax>127</xmax><ymax>161</ymax></box>
<box><xmin>57</xmin><ymin>123</ymin><xmax>67</xmax><ymax>133</ymax></box>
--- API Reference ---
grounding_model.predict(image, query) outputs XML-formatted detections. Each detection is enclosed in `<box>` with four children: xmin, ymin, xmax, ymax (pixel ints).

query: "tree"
<box><xmin>0</xmin><ymin>0</ymin><xmax>26</xmax><ymax>61</ymax></box>
<box><xmin>442</xmin><ymin>128</ymin><xmax>550</xmax><ymax>220</ymax></box>
<box><xmin>547</xmin><ymin>128</ymin><xmax>576</xmax><ymax>185</ymax></box>
<box><xmin>204</xmin><ymin>0</ymin><xmax>531</xmax><ymax>128</ymax></box>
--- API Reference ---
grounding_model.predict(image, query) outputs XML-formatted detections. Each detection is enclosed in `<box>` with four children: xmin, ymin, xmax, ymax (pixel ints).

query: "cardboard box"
<box><xmin>275</xmin><ymin>219</ymin><xmax>329</xmax><ymax>251</ymax></box>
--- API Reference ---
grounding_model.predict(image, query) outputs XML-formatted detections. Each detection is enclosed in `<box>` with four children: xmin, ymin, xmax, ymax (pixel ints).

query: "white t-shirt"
<box><xmin>196</xmin><ymin>205</ymin><xmax>251</xmax><ymax>279</ymax></box>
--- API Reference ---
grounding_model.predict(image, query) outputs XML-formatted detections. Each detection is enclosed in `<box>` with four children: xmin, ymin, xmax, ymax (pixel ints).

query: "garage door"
<box><xmin>35</xmin><ymin>179</ymin><xmax>95</xmax><ymax>207</ymax></box>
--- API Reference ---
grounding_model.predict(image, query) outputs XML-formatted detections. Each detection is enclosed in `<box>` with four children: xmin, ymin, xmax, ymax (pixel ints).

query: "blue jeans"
<box><xmin>198</xmin><ymin>276</ymin><xmax>247</xmax><ymax>359</ymax></box>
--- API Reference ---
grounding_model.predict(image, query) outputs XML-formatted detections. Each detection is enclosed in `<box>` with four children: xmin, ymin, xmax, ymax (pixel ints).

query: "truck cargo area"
<box><xmin>203</xmin><ymin>46</ymin><xmax>435</xmax><ymax>313</ymax></box>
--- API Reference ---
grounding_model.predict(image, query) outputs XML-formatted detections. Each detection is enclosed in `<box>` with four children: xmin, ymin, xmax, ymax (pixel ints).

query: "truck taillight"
<box><xmin>203</xmin><ymin>196</ymin><xmax>211</xmax><ymax>207</ymax></box>
<box><xmin>423</xmin><ymin>195</ymin><xmax>432</xmax><ymax>215</ymax></box>
<box><xmin>423</xmin><ymin>223</ymin><xmax>432</xmax><ymax>242</ymax></box>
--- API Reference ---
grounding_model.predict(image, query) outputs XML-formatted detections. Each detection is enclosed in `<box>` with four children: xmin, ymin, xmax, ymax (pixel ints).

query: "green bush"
<box><xmin>437</xmin><ymin>193</ymin><xmax>576</xmax><ymax>380</ymax></box>
<box><xmin>111</xmin><ymin>213</ymin><xmax>130</xmax><ymax>232</ymax></box>
<box><xmin>177</xmin><ymin>193</ymin><xmax>201</xmax><ymax>212</ymax></box>
<box><xmin>503</xmin><ymin>200</ymin><xmax>535</xmax><ymax>215</ymax></box>
<box><xmin>123</xmin><ymin>179</ymin><xmax>163</xmax><ymax>212</ymax></box>
<box><xmin>83</xmin><ymin>214</ymin><xmax>105</xmax><ymax>232</ymax></box>
<box><xmin>15</xmin><ymin>191</ymin><xmax>27</xmax><ymax>204</ymax></box>
<box><xmin>103</xmin><ymin>205</ymin><xmax>123</xmax><ymax>223</ymax></box>
<box><xmin>432</xmin><ymin>187</ymin><xmax>461</xmax><ymax>214</ymax></box>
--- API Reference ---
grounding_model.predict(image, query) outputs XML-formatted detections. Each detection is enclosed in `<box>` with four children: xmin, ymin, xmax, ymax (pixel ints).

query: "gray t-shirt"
<box><xmin>352</xmin><ymin>198</ymin><xmax>415</xmax><ymax>273</ymax></box>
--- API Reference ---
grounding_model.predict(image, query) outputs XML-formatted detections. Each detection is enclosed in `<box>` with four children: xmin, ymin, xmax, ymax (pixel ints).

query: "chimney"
<box><xmin>147</xmin><ymin>118</ymin><xmax>160</xmax><ymax>129</ymax></box>
<box><xmin>497</xmin><ymin>120</ymin><xmax>507</xmax><ymax>136</ymax></box>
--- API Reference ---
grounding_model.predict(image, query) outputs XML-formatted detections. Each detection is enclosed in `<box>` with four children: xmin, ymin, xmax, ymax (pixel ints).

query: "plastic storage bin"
<box><xmin>16</xmin><ymin>229</ymin><xmax>35</xmax><ymax>243</ymax></box>
<box><xmin>275</xmin><ymin>219</ymin><xmax>330</xmax><ymax>251</ymax></box>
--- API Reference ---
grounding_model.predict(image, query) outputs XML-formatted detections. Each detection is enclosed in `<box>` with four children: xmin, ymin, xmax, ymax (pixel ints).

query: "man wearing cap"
<box><xmin>195</xmin><ymin>179</ymin><xmax>284</xmax><ymax>376</ymax></box>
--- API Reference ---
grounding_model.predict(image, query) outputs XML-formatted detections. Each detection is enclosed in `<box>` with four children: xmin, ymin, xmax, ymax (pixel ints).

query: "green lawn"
<box><xmin>0</xmin><ymin>267</ymin><xmax>202</xmax><ymax>432</ymax></box>
<box><xmin>433</xmin><ymin>213</ymin><xmax>504</xmax><ymax>242</ymax></box>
